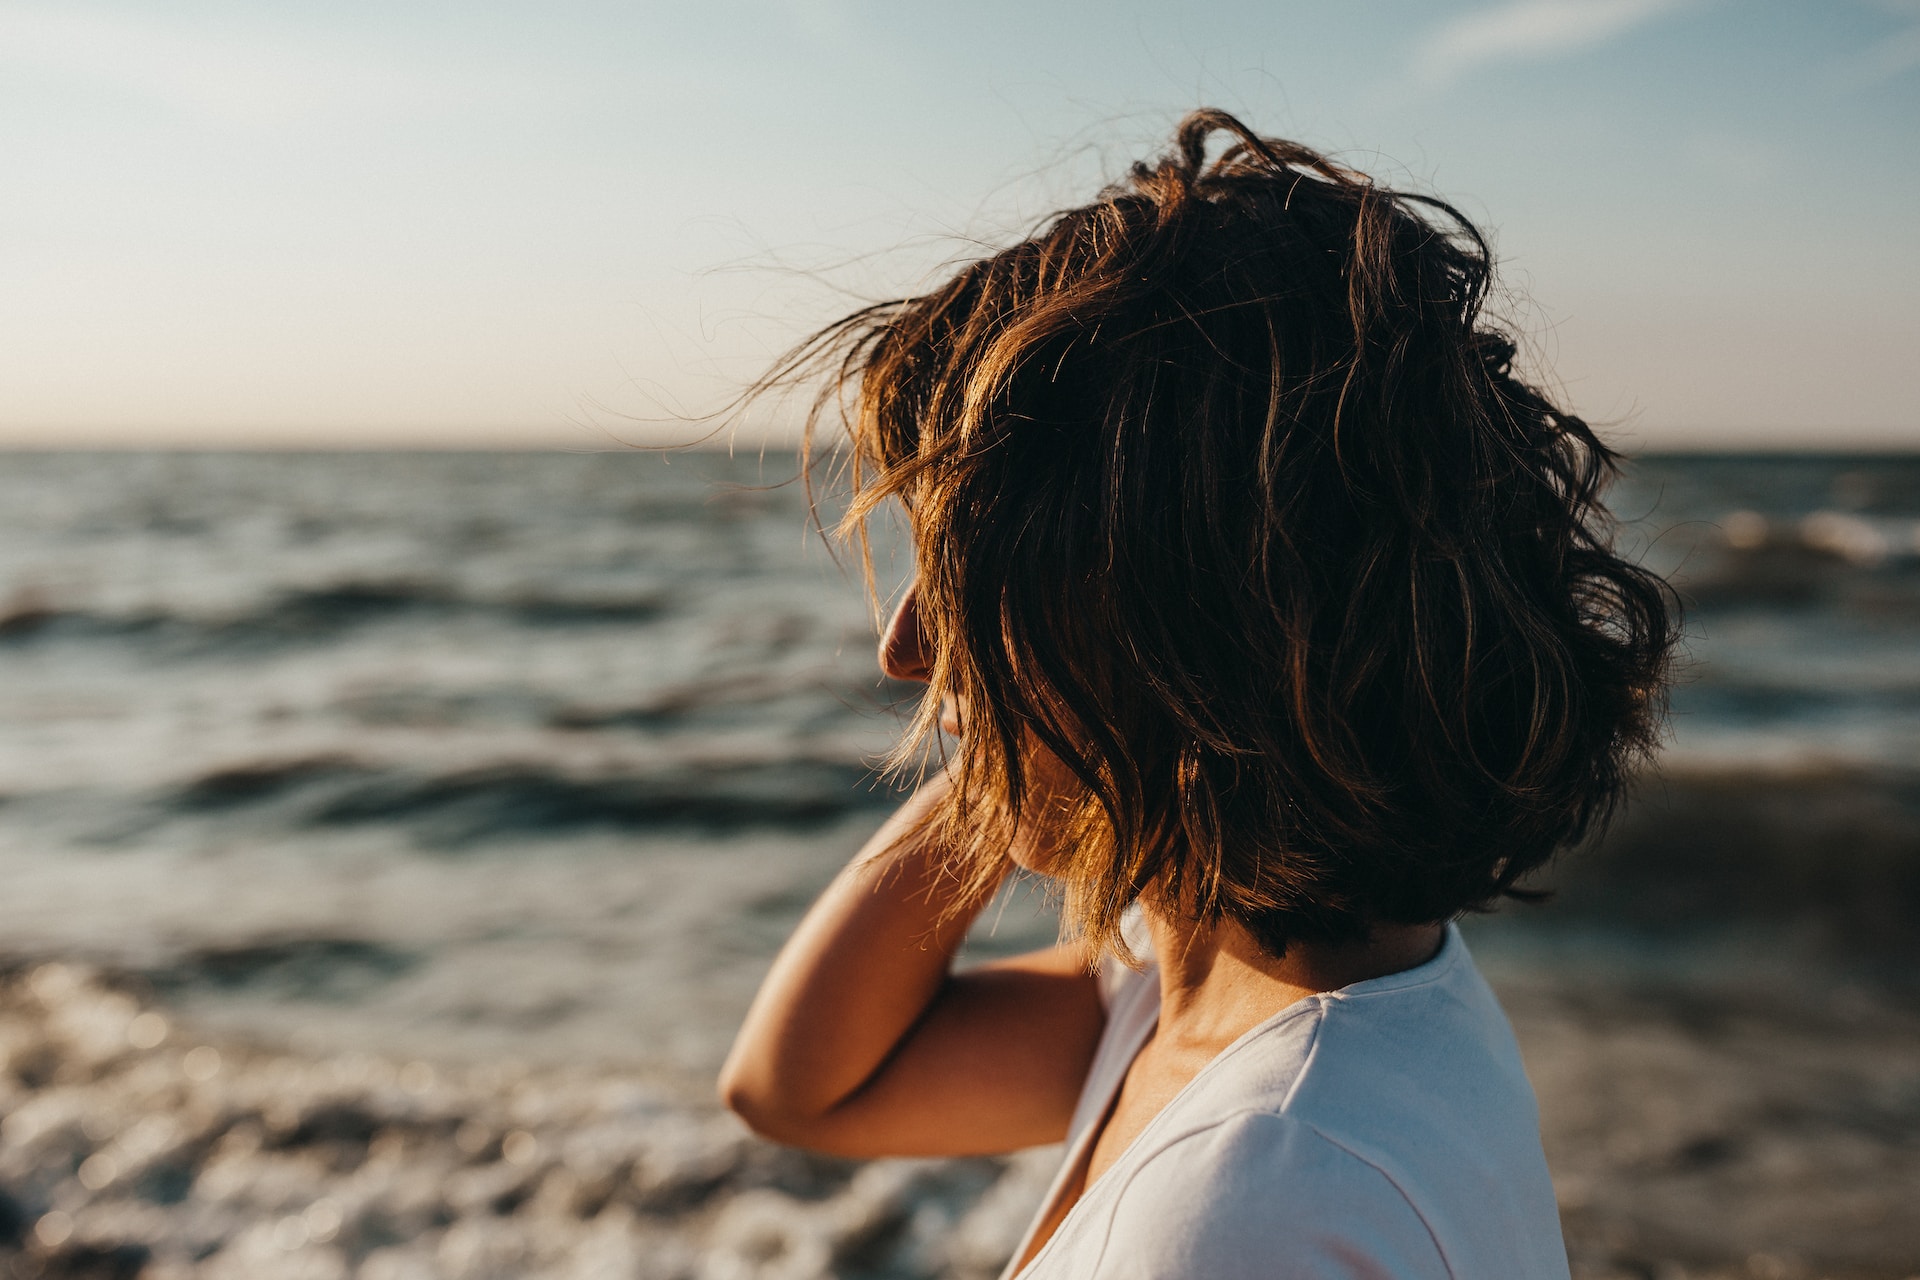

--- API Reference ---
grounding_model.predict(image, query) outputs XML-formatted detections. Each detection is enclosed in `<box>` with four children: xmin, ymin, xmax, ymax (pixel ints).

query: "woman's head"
<box><xmin>792</xmin><ymin>109</ymin><xmax>1677</xmax><ymax>959</ymax></box>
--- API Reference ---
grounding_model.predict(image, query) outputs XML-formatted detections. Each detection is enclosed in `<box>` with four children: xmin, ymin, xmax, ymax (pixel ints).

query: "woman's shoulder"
<box><xmin>1076</xmin><ymin>928</ymin><xmax>1571</xmax><ymax>1278</ymax></box>
<box><xmin>1223</xmin><ymin>932</ymin><xmax>1552</xmax><ymax>1186</ymax></box>
<box><xmin>1280</xmin><ymin>925</ymin><xmax>1542</xmax><ymax>1146</ymax></box>
<box><xmin>1090</xmin><ymin>1103</ymin><xmax>1569</xmax><ymax>1279</ymax></box>
<box><xmin>1090</xmin><ymin>1109</ymin><xmax>1456</xmax><ymax>1278</ymax></box>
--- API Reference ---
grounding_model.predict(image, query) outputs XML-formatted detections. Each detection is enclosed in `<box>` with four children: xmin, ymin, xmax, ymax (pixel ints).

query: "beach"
<box><xmin>0</xmin><ymin>450</ymin><xmax>1916</xmax><ymax>1278</ymax></box>
<box><xmin>4</xmin><ymin>949</ymin><xmax>1916</xmax><ymax>1280</ymax></box>
<box><xmin>0</xmin><ymin>958</ymin><xmax>1057</xmax><ymax>1280</ymax></box>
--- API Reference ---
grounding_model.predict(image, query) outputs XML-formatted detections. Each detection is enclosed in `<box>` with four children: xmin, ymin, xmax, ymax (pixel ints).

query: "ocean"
<box><xmin>0</xmin><ymin>450</ymin><xmax>1915</xmax><ymax>1279</ymax></box>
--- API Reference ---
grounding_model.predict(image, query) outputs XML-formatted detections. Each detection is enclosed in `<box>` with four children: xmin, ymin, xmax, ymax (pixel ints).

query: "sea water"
<box><xmin>0</xmin><ymin>450</ymin><xmax>1914</xmax><ymax>1076</ymax></box>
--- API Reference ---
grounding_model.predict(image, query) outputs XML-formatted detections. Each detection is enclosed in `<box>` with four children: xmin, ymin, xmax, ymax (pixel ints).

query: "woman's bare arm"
<box><xmin>716</xmin><ymin>772</ymin><xmax>1106</xmax><ymax>1157</ymax></box>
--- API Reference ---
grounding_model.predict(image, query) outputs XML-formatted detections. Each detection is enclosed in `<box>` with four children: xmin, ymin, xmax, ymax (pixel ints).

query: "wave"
<box><xmin>142</xmin><ymin>936</ymin><xmax>420</xmax><ymax>1000</ymax></box>
<box><xmin>165</xmin><ymin>755</ymin><xmax>901</xmax><ymax>844</ymax></box>
<box><xmin>1675</xmin><ymin>510</ymin><xmax>1920</xmax><ymax>610</ymax></box>
<box><xmin>0</xmin><ymin>579</ymin><xmax>669</xmax><ymax>652</ymax></box>
<box><xmin>1670</xmin><ymin>683</ymin><xmax>1920</xmax><ymax>723</ymax></box>
<box><xmin>174</xmin><ymin>756</ymin><xmax>363</xmax><ymax>810</ymax></box>
<box><xmin>544</xmin><ymin>676</ymin><xmax>921</xmax><ymax>733</ymax></box>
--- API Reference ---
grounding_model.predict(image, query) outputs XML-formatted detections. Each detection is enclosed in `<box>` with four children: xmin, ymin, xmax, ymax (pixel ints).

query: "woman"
<box><xmin>719</xmin><ymin>110</ymin><xmax>1675</xmax><ymax>1278</ymax></box>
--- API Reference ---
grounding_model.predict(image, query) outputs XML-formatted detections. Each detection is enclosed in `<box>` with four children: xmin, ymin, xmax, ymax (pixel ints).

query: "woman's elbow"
<box><xmin>716</xmin><ymin>1064</ymin><xmax>877</xmax><ymax>1154</ymax></box>
<box><xmin>715</xmin><ymin>1059</ymin><xmax>772</xmax><ymax>1125</ymax></box>
<box><xmin>716</xmin><ymin>1078</ymin><xmax>773</xmax><ymax>1133</ymax></box>
<box><xmin>716</xmin><ymin>1063</ymin><xmax>819</xmax><ymax>1144</ymax></box>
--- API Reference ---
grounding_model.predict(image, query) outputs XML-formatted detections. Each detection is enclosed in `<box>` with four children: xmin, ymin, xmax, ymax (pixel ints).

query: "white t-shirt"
<box><xmin>1001</xmin><ymin>922</ymin><xmax>1570</xmax><ymax>1279</ymax></box>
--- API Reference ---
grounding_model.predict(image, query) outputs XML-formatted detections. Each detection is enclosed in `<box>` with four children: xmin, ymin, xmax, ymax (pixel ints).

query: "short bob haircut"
<box><xmin>779</xmin><ymin>109</ymin><xmax>1677</xmax><ymax>961</ymax></box>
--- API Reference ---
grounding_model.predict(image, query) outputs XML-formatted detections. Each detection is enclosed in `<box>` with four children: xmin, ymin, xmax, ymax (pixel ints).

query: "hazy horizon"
<box><xmin>5</xmin><ymin>0</ymin><xmax>1917</xmax><ymax>451</ymax></box>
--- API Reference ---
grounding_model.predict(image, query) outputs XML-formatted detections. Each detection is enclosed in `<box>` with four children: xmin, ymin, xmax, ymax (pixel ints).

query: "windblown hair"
<box><xmin>777</xmin><ymin>109</ymin><xmax>1677</xmax><ymax>959</ymax></box>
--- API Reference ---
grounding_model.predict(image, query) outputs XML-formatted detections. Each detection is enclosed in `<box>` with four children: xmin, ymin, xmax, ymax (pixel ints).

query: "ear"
<box><xmin>879</xmin><ymin>584</ymin><xmax>932</xmax><ymax>682</ymax></box>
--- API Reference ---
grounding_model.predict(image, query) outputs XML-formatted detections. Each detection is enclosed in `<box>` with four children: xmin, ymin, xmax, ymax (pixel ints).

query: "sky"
<box><xmin>3</xmin><ymin>0</ymin><xmax>1917</xmax><ymax>450</ymax></box>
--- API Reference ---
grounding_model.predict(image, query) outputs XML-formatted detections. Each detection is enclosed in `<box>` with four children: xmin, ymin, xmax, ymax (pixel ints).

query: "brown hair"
<box><xmin>775</xmin><ymin>109</ymin><xmax>1677</xmax><ymax>959</ymax></box>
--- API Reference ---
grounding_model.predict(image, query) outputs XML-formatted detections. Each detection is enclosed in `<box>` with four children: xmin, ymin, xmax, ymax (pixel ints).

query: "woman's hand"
<box><xmin>716</xmin><ymin>769</ymin><xmax>1106</xmax><ymax>1159</ymax></box>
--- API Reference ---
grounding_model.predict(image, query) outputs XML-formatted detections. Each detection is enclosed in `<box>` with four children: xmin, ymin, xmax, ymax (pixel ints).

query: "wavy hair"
<box><xmin>771</xmin><ymin>109</ymin><xmax>1677</xmax><ymax>959</ymax></box>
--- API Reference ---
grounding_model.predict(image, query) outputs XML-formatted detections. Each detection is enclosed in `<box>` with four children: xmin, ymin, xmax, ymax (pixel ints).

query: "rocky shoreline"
<box><xmin>2</xmin><ymin>958</ymin><xmax>1917</xmax><ymax>1280</ymax></box>
<box><xmin>0</xmin><ymin>962</ymin><xmax>1053</xmax><ymax>1280</ymax></box>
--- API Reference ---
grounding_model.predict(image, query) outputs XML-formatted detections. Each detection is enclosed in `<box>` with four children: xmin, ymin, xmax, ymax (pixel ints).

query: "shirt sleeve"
<box><xmin>1090</xmin><ymin>1112</ymin><xmax>1454</xmax><ymax>1280</ymax></box>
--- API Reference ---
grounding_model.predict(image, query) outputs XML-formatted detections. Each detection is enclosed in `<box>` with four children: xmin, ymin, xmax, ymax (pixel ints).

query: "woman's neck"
<box><xmin>1144</xmin><ymin>910</ymin><xmax>1446</xmax><ymax>1057</ymax></box>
